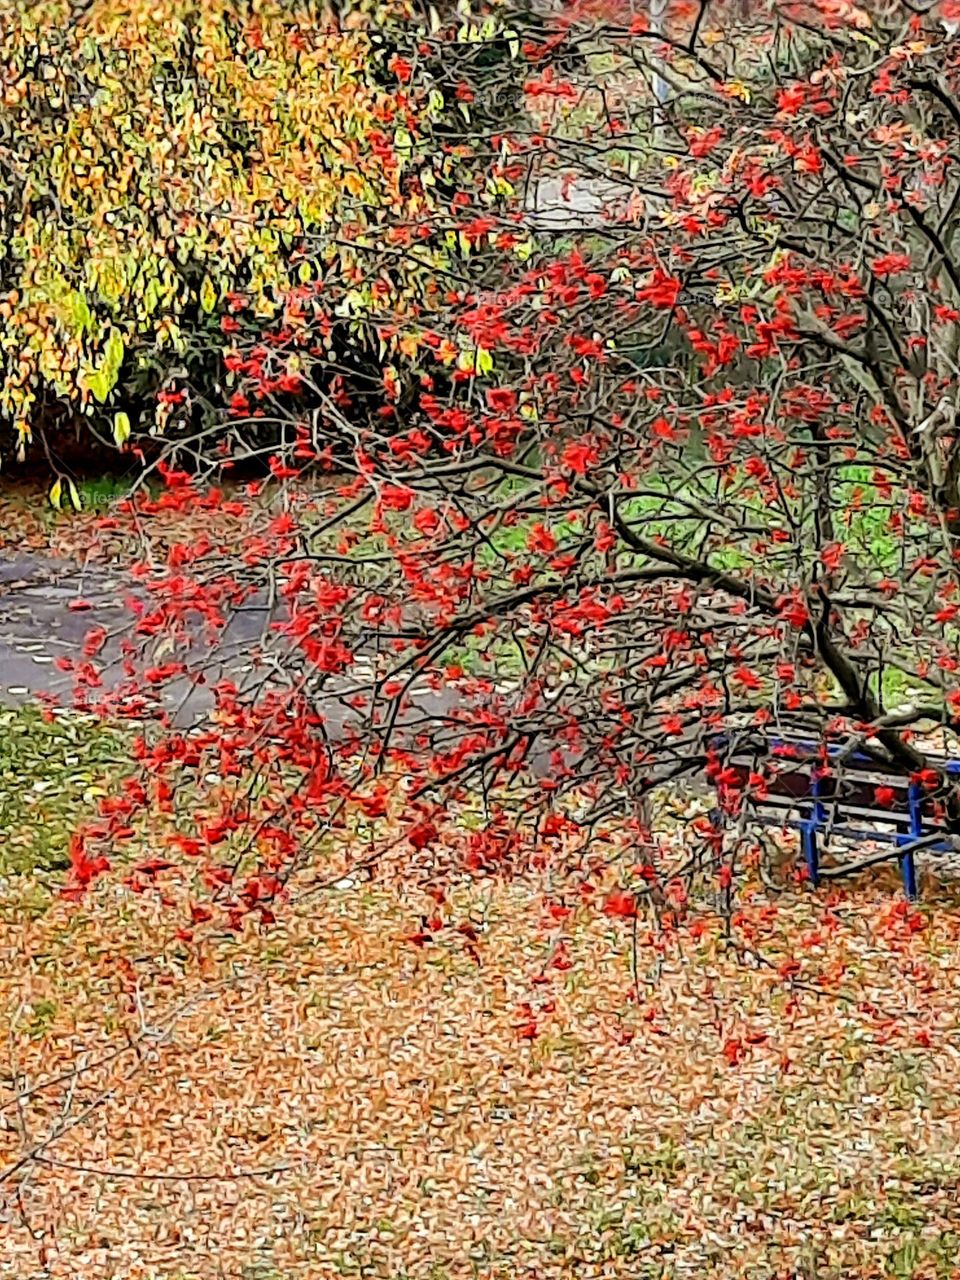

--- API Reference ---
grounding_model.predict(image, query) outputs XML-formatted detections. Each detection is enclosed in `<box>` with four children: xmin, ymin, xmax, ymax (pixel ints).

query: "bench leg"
<box><xmin>898</xmin><ymin>846</ymin><xmax>919</xmax><ymax>901</ymax></box>
<box><xmin>801</xmin><ymin>822</ymin><xmax>819</xmax><ymax>887</ymax></box>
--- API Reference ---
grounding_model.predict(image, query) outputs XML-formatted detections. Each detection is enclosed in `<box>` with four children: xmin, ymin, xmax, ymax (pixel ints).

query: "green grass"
<box><xmin>296</xmin><ymin>465</ymin><xmax>944</xmax><ymax>715</ymax></box>
<box><xmin>0</xmin><ymin>705</ymin><xmax>131</xmax><ymax>875</ymax></box>
<box><xmin>72</xmin><ymin>473</ymin><xmax>149</xmax><ymax>510</ymax></box>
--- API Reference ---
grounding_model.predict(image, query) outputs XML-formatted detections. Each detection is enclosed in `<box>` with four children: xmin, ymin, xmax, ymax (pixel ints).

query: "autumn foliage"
<box><xmin>54</xmin><ymin>1</ymin><xmax>960</xmax><ymax>933</ymax></box>
<box><xmin>0</xmin><ymin>0</ymin><xmax>484</xmax><ymax>465</ymax></box>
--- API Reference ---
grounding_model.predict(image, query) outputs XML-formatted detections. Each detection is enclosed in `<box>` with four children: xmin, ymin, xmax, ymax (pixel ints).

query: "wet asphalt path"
<box><xmin>0</xmin><ymin>552</ymin><xmax>494</xmax><ymax>757</ymax></box>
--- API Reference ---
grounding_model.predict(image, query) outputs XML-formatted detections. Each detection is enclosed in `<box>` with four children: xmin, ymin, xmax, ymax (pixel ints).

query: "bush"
<box><xmin>0</xmin><ymin>0</ymin><xmax>486</xmax><ymax>465</ymax></box>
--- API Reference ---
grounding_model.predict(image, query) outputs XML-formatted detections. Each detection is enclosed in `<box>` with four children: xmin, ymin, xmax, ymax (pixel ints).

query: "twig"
<box><xmin>29</xmin><ymin>1154</ymin><xmax>292</xmax><ymax>1183</ymax></box>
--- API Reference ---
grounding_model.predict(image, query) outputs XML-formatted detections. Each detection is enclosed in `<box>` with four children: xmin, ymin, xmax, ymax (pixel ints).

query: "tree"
<box><xmin>64</xmin><ymin>0</ymin><xmax>960</xmax><ymax>926</ymax></box>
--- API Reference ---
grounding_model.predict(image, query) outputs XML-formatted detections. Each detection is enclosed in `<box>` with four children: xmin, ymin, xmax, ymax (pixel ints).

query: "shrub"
<box><xmin>0</xmin><ymin>0</ymin><xmax>483</xmax><ymax>465</ymax></box>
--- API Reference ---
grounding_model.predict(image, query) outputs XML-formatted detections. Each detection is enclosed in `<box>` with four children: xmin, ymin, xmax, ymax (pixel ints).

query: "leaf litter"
<box><xmin>3</xmin><ymin>849</ymin><xmax>960</xmax><ymax>1279</ymax></box>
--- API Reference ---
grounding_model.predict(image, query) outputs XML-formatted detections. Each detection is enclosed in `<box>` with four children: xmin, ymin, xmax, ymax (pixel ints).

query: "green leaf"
<box><xmin>394</xmin><ymin>127</ymin><xmax>412</xmax><ymax>157</ymax></box>
<box><xmin>85</xmin><ymin>329</ymin><xmax>124</xmax><ymax>403</ymax></box>
<box><xmin>86</xmin><ymin>369</ymin><xmax>112</xmax><ymax>404</ymax></box>
<box><xmin>69</xmin><ymin>291</ymin><xmax>93</xmax><ymax>335</ymax></box>
<box><xmin>143</xmin><ymin>277</ymin><xmax>161</xmax><ymax>314</ymax></box>
<box><xmin>103</xmin><ymin>328</ymin><xmax>124</xmax><ymax>376</ymax></box>
<box><xmin>113</xmin><ymin>410</ymin><xmax>131</xmax><ymax>447</ymax></box>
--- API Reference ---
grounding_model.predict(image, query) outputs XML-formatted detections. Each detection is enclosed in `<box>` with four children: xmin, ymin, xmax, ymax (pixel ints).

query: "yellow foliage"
<box><xmin>0</xmin><ymin>0</ymin><xmax>427</xmax><ymax>441</ymax></box>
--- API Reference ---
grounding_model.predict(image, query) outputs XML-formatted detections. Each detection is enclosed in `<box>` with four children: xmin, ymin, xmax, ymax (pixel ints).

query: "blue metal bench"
<box><xmin>715</xmin><ymin>733</ymin><xmax>960</xmax><ymax>899</ymax></box>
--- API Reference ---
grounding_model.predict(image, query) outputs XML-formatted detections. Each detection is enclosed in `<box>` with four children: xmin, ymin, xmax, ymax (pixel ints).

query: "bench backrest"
<box><xmin>715</xmin><ymin>732</ymin><xmax>960</xmax><ymax>834</ymax></box>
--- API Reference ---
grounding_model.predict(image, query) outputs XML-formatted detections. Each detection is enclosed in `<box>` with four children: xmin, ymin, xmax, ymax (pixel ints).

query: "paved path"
<box><xmin>0</xmin><ymin>554</ymin><xmax>119</xmax><ymax>704</ymax></box>
<box><xmin>0</xmin><ymin>552</ymin><xmax>580</xmax><ymax>784</ymax></box>
<box><xmin>0</xmin><ymin>551</ymin><xmax>481</xmax><ymax>742</ymax></box>
<box><xmin>0</xmin><ymin>552</ymin><xmax>361</xmax><ymax>726</ymax></box>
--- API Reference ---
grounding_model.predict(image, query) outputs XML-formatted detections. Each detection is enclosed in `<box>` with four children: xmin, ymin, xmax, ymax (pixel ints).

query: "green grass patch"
<box><xmin>0</xmin><ymin>705</ymin><xmax>131</xmax><ymax>875</ymax></box>
<box><xmin>72</xmin><ymin>474</ymin><xmax>137</xmax><ymax>510</ymax></box>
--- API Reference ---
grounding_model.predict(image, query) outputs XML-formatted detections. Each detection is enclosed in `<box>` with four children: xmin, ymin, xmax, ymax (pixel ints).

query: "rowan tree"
<box><xmin>64</xmin><ymin>0</ymin><xmax>960</xmax><ymax>927</ymax></box>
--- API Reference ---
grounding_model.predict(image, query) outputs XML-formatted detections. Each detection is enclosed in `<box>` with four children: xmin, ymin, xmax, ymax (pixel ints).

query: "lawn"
<box><xmin>0</xmin><ymin>706</ymin><xmax>130</xmax><ymax>875</ymax></box>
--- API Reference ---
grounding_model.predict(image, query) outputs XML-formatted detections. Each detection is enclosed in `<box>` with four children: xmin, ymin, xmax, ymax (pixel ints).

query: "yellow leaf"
<box><xmin>49</xmin><ymin>478</ymin><xmax>62</xmax><ymax>511</ymax></box>
<box><xmin>725</xmin><ymin>81</ymin><xmax>751</xmax><ymax>103</ymax></box>
<box><xmin>200</xmin><ymin>276</ymin><xmax>217</xmax><ymax>314</ymax></box>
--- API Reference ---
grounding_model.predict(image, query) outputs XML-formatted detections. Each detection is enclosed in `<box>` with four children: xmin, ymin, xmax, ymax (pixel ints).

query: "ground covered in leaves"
<box><xmin>4</xmin><ymin>849</ymin><xmax>960</xmax><ymax>1279</ymax></box>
